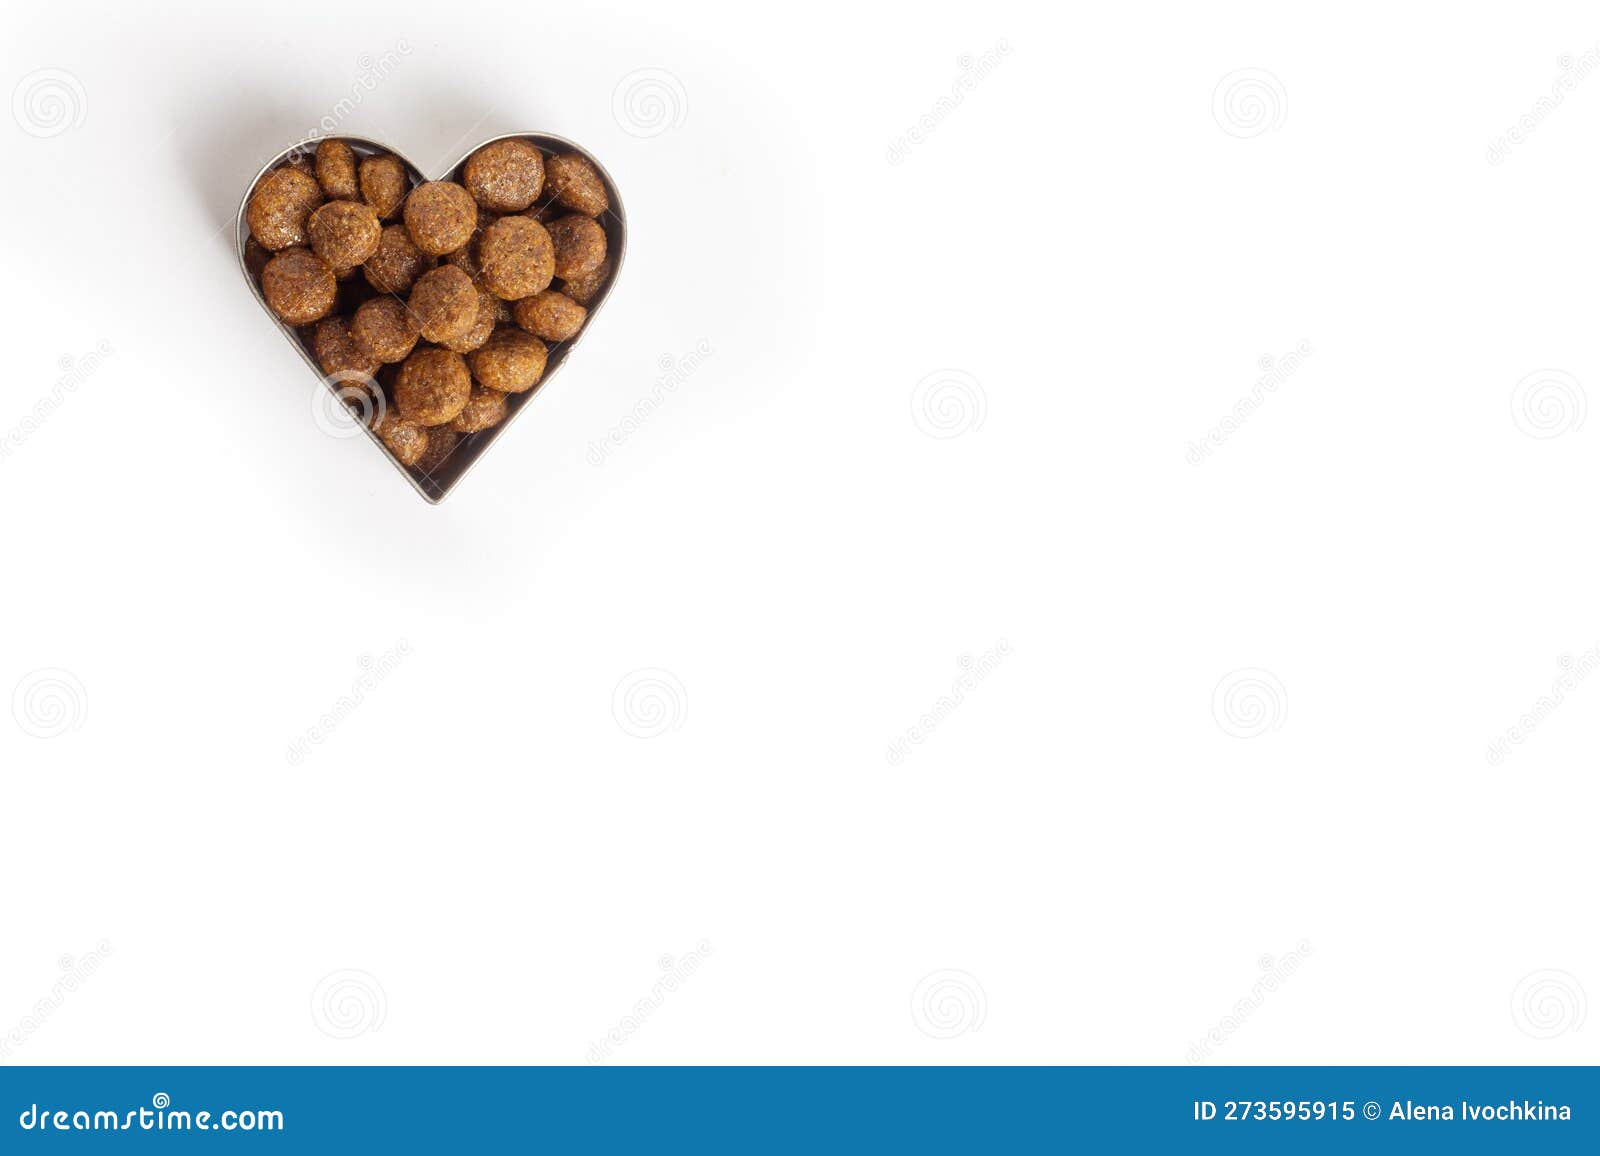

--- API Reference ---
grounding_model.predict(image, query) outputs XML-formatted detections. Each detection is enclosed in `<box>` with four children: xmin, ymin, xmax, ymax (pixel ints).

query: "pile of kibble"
<box><xmin>244</xmin><ymin>137</ymin><xmax>613</xmax><ymax>474</ymax></box>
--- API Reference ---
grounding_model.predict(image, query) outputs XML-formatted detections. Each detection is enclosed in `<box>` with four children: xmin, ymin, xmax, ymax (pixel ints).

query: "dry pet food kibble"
<box><xmin>311</xmin><ymin>316</ymin><xmax>379</xmax><ymax>380</ymax></box>
<box><xmin>359</xmin><ymin>154</ymin><xmax>409</xmax><ymax>219</ymax></box>
<box><xmin>513</xmin><ymin>290</ymin><xmax>586</xmax><ymax>342</ymax></box>
<box><xmin>307</xmin><ymin>200</ymin><xmax>382</xmax><ymax>269</ymax></box>
<box><xmin>542</xmin><ymin>152</ymin><xmax>609</xmax><ymax>217</ymax></box>
<box><xmin>467</xmin><ymin>327</ymin><xmax>548</xmax><ymax>393</ymax></box>
<box><xmin>464</xmin><ymin>138</ymin><xmax>545</xmax><ymax>212</ymax></box>
<box><xmin>262</xmin><ymin>248</ymin><xmax>336</xmax><ymax>324</ymax></box>
<box><xmin>363</xmin><ymin>225</ymin><xmax>433</xmax><ymax>294</ymax></box>
<box><xmin>439</xmin><ymin>286</ymin><xmax>499</xmax><ymax>354</ymax></box>
<box><xmin>315</xmin><ymin>139</ymin><xmax>360</xmax><ymax>200</ymax></box>
<box><xmin>408</xmin><ymin>266</ymin><xmax>479</xmax><ymax>344</ymax></box>
<box><xmin>403</xmin><ymin>180</ymin><xmax>478</xmax><ymax>256</ymax></box>
<box><xmin>351</xmin><ymin>297</ymin><xmax>421</xmax><ymax>364</ymax></box>
<box><xmin>395</xmin><ymin>347</ymin><xmax>473</xmax><ymax>426</ymax></box>
<box><xmin>477</xmin><ymin>215</ymin><xmax>555</xmax><ymax>300</ymax></box>
<box><xmin>546</xmin><ymin>215</ymin><xmax>606</xmax><ymax>279</ymax></box>
<box><xmin>451</xmin><ymin>387</ymin><xmax>509</xmax><ymax>433</ymax></box>
<box><xmin>373</xmin><ymin>410</ymin><xmax>429</xmax><ymax>466</ymax></box>
<box><xmin>247</xmin><ymin>166</ymin><xmax>324</xmax><ymax>251</ymax></box>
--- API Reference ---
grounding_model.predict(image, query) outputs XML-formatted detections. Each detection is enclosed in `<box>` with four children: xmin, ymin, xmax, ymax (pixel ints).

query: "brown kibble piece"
<box><xmin>261</xmin><ymin>248</ymin><xmax>336</xmax><ymax>325</ymax></box>
<box><xmin>440</xmin><ymin>286</ymin><xmax>499</xmax><ymax>354</ymax></box>
<box><xmin>307</xmin><ymin>200</ymin><xmax>382</xmax><ymax>269</ymax></box>
<box><xmin>364</xmin><ymin>225</ymin><xmax>434</xmax><ymax>294</ymax></box>
<box><xmin>247</xmin><ymin>166</ymin><xmax>324</xmax><ymax>251</ymax></box>
<box><xmin>311</xmin><ymin>316</ymin><xmax>379</xmax><ymax>381</ymax></box>
<box><xmin>464</xmin><ymin>139</ymin><xmax>545</xmax><ymax>212</ymax></box>
<box><xmin>468</xmin><ymin>327</ymin><xmax>548</xmax><ymax>394</ymax></box>
<box><xmin>477</xmin><ymin>216</ymin><xmax>556</xmax><ymax>300</ymax></box>
<box><xmin>373</xmin><ymin>410</ymin><xmax>429</xmax><ymax>466</ymax></box>
<box><xmin>244</xmin><ymin>237</ymin><xmax>272</xmax><ymax>280</ymax></box>
<box><xmin>404</xmin><ymin>181</ymin><xmax>478</xmax><ymax>256</ymax></box>
<box><xmin>408</xmin><ymin>266</ymin><xmax>479</xmax><ymax>344</ymax></box>
<box><xmin>547</xmin><ymin>215</ymin><xmax>606</xmax><ymax>280</ymax></box>
<box><xmin>351</xmin><ymin>296</ymin><xmax>421</xmax><ymax>364</ymax></box>
<box><xmin>315</xmin><ymin>139</ymin><xmax>360</xmax><ymax>200</ymax></box>
<box><xmin>559</xmin><ymin>257</ymin><xmax>612</xmax><ymax>306</ymax></box>
<box><xmin>543</xmin><ymin>152</ymin><xmax>609</xmax><ymax>217</ymax></box>
<box><xmin>450</xmin><ymin>387</ymin><xmax>509</xmax><ymax>433</ymax></box>
<box><xmin>414</xmin><ymin>426</ymin><xmax>460</xmax><ymax>474</ymax></box>
<box><xmin>395</xmin><ymin>347</ymin><xmax>473</xmax><ymax>426</ymax></box>
<box><xmin>360</xmin><ymin>154</ymin><xmax>409</xmax><ymax>219</ymax></box>
<box><xmin>513</xmin><ymin>290</ymin><xmax>587</xmax><ymax>342</ymax></box>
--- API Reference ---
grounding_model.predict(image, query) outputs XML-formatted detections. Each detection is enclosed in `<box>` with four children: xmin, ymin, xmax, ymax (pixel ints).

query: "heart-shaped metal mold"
<box><xmin>236</xmin><ymin>132</ymin><xmax>626</xmax><ymax>504</ymax></box>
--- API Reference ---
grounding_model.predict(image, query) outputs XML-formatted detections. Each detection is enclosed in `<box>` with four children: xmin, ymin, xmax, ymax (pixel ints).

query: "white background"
<box><xmin>0</xmin><ymin>0</ymin><xmax>1595</xmax><ymax>1065</ymax></box>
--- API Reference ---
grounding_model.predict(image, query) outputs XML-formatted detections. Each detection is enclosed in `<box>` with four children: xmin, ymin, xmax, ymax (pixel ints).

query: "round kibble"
<box><xmin>513</xmin><ymin>290</ymin><xmax>587</xmax><ymax>342</ymax></box>
<box><xmin>408</xmin><ymin>266</ymin><xmax>479</xmax><ymax>344</ymax></box>
<box><xmin>559</xmin><ymin>257</ymin><xmax>612</xmax><ymax>306</ymax></box>
<box><xmin>404</xmin><ymin>181</ymin><xmax>477</xmax><ymax>256</ymax></box>
<box><xmin>477</xmin><ymin>216</ymin><xmax>555</xmax><ymax>300</ymax></box>
<box><xmin>414</xmin><ymin>425</ymin><xmax>460</xmax><ymax>474</ymax></box>
<box><xmin>311</xmin><ymin>316</ymin><xmax>379</xmax><ymax>381</ymax></box>
<box><xmin>547</xmin><ymin>215</ymin><xmax>606</xmax><ymax>280</ymax></box>
<box><xmin>543</xmin><ymin>152</ymin><xmax>609</xmax><ymax>217</ymax></box>
<box><xmin>351</xmin><ymin>296</ymin><xmax>421</xmax><ymax>364</ymax></box>
<box><xmin>464</xmin><ymin>139</ymin><xmax>545</xmax><ymax>212</ymax></box>
<box><xmin>315</xmin><ymin>139</ymin><xmax>360</xmax><ymax>200</ymax></box>
<box><xmin>440</xmin><ymin>286</ymin><xmax>499</xmax><ymax>354</ymax></box>
<box><xmin>360</xmin><ymin>154</ymin><xmax>409</xmax><ymax>219</ymax></box>
<box><xmin>247</xmin><ymin>166</ymin><xmax>324</xmax><ymax>251</ymax></box>
<box><xmin>395</xmin><ymin>348</ymin><xmax>473</xmax><ymax>426</ymax></box>
<box><xmin>307</xmin><ymin>200</ymin><xmax>382</xmax><ymax>269</ymax></box>
<box><xmin>468</xmin><ymin>327</ymin><xmax>547</xmax><ymax>394</ymax></box>
<box><xmin>373</xmin><ymin>410</ymin><xmax>429</xmax><ymax>466</ymax></box>
<box><xmin>364</xmin><ymin>225</ymin><xmax>433</xmax><ymax>294</ymax></box>
<box><xmin>451</xmin><ymin>387</ymin><xmax>509</xmax><ymax>433</ymax></box>
<box><xmin>261</xmin><ymin>248</ymin><xmax>336</xmax><ymax>324</ymax></box>
<box><xmin>244</xmin><ymin>236</ymin><xmax>272</xmax><ymax>280</ymax></box>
